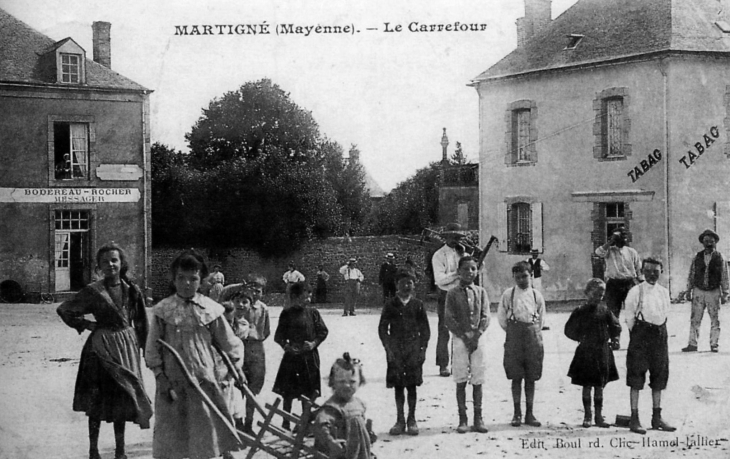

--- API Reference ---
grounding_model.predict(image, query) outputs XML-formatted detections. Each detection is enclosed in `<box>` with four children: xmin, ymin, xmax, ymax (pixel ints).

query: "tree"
<box><xmin>186</xmin><ymin>79</ymin><xmax>321</xmax><ymax>167</ymax></box>
<box><xmin>151</xmin><ymin>80</ymin><xmax>371</xmax><ymax>255</ymax></box>
<box><xmin>367</xmin><ymin>162</ymin><xmax>441</xmax><ymax>234</ymax></box>
<box><xmin>450</xmin><ymin>141</ymin><xmax>469</xmax><ymax>165</ymax></box>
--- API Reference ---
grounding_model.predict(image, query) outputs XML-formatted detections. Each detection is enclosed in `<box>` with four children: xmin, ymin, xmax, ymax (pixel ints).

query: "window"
<box><xmin>565</xmin><ymin>34</ymin><xmax>584</xmax><ymax>49</ymax></box>
<box><xmin>605</xmin><ymin>202</ymin><xmax>625</xmax><ymax>237</ymax></box>
<box><xmin>60</xmin><ymin>53</ymin><xmax>81</xmax><ymax>83</ymax></box>
<box><xmin>603</xmin><ymin>98</ymin><xmax>624</xmax><ymax>157</ymax></box>
<box><xmin>505</xmin><ymin>100</ymin><xmax>538</xmax><ymax>166</ymax></box>
<box><xmin>509</xmin><ymin>202</ymin><xmax>532</xmax><ymax>253</ymax></box>
<box><xmin>55</xmin><ymin>210</ymin><xmax>90</xmax><ymax>230</ymax></box>
<box><xmin>593</xmin><ymin>88</ymin><xmax>631</xmax><ymax>160</ymax></box>
<box><xmin>54</xmin><ymin>123</ymin><xmax>89</xmax><ymax>180</ymax></box>
<box><xmin>514</xmin><ymin>109</ymin><xmax>531</xmax><ymax>162</ymax></box>
<box><xmin>497</xmin><ymin>200</ymin><xmax>543</xmax><ymax>254</ymax></box>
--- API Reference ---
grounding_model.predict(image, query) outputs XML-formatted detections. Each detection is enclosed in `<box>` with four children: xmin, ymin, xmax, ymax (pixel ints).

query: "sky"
<box><xmin>2</xmin><ymin>0</ymin><xmax>578</xmax><ymax>191</ymax></box>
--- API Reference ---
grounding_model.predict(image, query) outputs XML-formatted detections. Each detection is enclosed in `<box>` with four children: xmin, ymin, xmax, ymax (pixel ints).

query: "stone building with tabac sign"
<box><xmin>0</xmin><ymin>8</ymin><xmax>152</xmax><ymax>299</ymax></box>
<box><xmin>473</xmin><ymin>0</ymin><xmax>730</xmax><ymax>301</ymax></box>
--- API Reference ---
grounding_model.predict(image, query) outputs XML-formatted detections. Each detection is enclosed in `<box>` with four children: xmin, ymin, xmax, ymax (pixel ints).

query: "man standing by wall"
<box><xmin>525</xmin><ymin>249</ymin><xmax>549</xmax><ymax>292</ymax></box>
<box><xmin>379</xmin><ymin>253</ymin><xmax>398</xmax><ymax>303</ymax></box>
<box><xmin>339</xmin><ymin>258</ymin><xmax>364</xmax><ymax>316</ymax></box>
<box><xmin>595</xmin><ymin>226</ymin><xmax>642</xmax><ymax>350</ymax></box>
<box><xmin>431</xmin><ymin>222</ymin><xmax>467</xmax><ymax>377</ymax></box>
<box><xmin>282</xmin><ymin>262</ymin><xmax>305</xmax><ymax>308</ymax></box>
<box><xmin>682</xmin><ymin>229</ymin><xmax>729</xmax><ymax>353</ymax></box>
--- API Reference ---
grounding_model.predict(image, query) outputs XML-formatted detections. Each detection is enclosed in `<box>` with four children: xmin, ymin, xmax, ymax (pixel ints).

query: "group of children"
<box><xmin>60</xmin><ymin>245</ymin><xmax>678</xmax><ymax>459</ymax></box>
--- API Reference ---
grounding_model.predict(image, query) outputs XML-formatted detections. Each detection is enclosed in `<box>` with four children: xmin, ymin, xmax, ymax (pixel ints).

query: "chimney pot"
<box><xmin>92</xmin><ymin>21</ymin><xmax>111</xmax><ymax>68</ymax></box>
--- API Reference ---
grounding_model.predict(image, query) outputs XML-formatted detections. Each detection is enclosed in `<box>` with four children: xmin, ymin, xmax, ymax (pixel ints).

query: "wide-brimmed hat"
<box><xmin>531</xmin><ymin>249</ymin><xmax>539</xmax><ymax>254</ymax></box>
<box><xmin>699</xmin><ymin>229</ymin><xmax>720</xmax><ymax>243</ymax></box>
<box><xmin>442</xmin><ymin>222</ymin><xmax>466</xmax><ymax>238</ymax></box>
<box><xmin>386</xmin><ymin>253</ymin><xmax>395</xmax><ymax>259</ymax></box>
<box><xmin>348</xmin><ymin>257</ymin><xmax>357</xmax><ymax>263</ymax></box>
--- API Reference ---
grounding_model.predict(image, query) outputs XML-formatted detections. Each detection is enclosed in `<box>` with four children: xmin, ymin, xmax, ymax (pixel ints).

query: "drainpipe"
<box><xmin>142</xmin><ymin>93</ymin><xmax>151</xmax><ymax>297</ymax></box>
<box><xmin>660</xmin><ymin>57</ymin><xmax>671</xmax><ymax>293</ymax></box>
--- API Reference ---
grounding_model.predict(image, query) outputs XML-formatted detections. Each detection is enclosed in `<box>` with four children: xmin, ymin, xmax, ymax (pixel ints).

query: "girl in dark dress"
<box><xmin>57</xmin><ymin>242</ymin><xmax>152</xmax><ymax>459</ymax></box>
<box><xmin>378</xmin><ymin>268</ymin><xmax>430</xmax><ymax>436</ymax></box>
<box><xmin>273</xmin><ymin>282</ymin><xmax>329</xmax><ymax>429</ymax></box>
<box><xmin>564</xmin><ymin>278</ymin><xmax>621</xmax><ymax>428</ymax></box>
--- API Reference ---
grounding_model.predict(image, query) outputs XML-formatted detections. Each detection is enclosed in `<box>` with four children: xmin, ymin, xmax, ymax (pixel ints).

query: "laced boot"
<box><xmin>524</xmin><ymin>405</ymin><xmax>541</xmax><ymax>427</ymax></box>
<box><xmin>472</xmin><ymin>385</ymin><xmax>488</xmax><ymax>433</ymax></box>
<box><xmin>456</xmin><ymin>382</ymin><xmax>469</xmax><ymax>433</ymax></box>
<box><xmin>594</xmin><ymin>398</ymin><xmax>610</xmax><ymax>428</ymax></box>
<box><xmin>651</xmin><ymin>408</ymin><xmax>676</xmax><ymax>432</ymax></box>
<box><xmin>406</xmin><ymin>413</ymin><xmax>419</xmax><ymax>436</ymax></box>
<box><xmin>582</xmin><ymin>396</ymin><xmax>592</xmax><ymax>428</ymax></box>
<box><xmin>629</xmin><ymin>409</ymin><xmax>646</xmax><ymax>435</ymax></box>
<box><xmin>511</xmin><ymin>404</ymin><xmax>522</xmax><ymax>427</ymax></box>
<box><xmin>389</xmin><ymin>400</ymin><xmax>406</xmax><ymax>435</ymax></box>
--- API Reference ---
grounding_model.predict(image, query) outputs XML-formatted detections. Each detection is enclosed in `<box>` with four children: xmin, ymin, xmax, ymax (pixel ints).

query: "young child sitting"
<box><xmin>497</xmin><ymin>261</ymin><xmax>546</xmax><ymax>427</ymax></box>
<box><xmin>444</xmin><ymin>256</ymin><xmax>491</xmax><ymax>433</ymax></box>
<box><xmin>564</xmin><ymin>278</ymin><xmax>621</xmax><ymax>428</ymax></box>
<box><xmin>314</xmin><ymin>353</ymin><xmax>376</xmax><ymax>459</ymax></box>
<box><xmin>378</xmin><ymin>268</ymin><xmax>430</xmax><ymax>436</ymax></box>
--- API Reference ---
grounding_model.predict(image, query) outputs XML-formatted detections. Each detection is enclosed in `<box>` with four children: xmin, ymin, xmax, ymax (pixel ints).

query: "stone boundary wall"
<box><xmin>151</xmin><ymin>235</ymin><xmax>433</xmax><ymax>305</ymax></box>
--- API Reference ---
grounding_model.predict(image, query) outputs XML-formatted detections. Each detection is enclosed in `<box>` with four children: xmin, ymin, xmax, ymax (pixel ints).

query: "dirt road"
<box><xmin>0</xmin><ymin>301</ymin><xmax>728</xmax><ymax>458</ymax></box>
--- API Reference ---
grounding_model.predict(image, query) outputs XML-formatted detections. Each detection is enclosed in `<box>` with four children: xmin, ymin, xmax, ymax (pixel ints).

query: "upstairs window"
<box><xmin>603</xmin><ymin>97</ymin><xmax>624</xmax><ymax>157</ymax></box>
<box><xmin>54</xmin><ymin>123</ymin><xmax>89</xmax><ymax>180</ymax></box>
<box><xmin>593</xmin><ymin>87</ymin><xmax>631</xmax><ymax>161</ymax></box>
<box><xmin>513</xmin><ymin>109</ymin><xmax>531</xmax><ymax>162</ymax></box>
<box><xmin>60</xmin><ymin>53</ymin><xmax>81</xmax><ymax>83</ymax></box>
<box><xmin>505</xmin><ymin>100</ymin><xmax>538</xmax><ymax>166</ymax></box>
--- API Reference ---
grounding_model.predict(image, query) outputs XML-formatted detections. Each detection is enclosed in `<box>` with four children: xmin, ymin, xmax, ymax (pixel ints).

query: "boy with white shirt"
<box><xmin>498</xmin><ymin>261</ymin><xmax>546</xmax><ymax>428</ymax></box>
<box><xmin>624</xmin><ymin>257</ymin><xmax>676</xmax><ymax>435</ymax></box>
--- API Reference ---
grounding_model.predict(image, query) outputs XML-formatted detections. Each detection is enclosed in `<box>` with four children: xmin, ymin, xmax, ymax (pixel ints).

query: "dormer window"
<box><xmin>61</xmin><ymin>54</ymin><xmax>81</xmax><ymax>83</ymax></box>
<box><xmin>565</xmin><ymin>34</ymin><xmax>584</xmax><ymax>50</ymax></box>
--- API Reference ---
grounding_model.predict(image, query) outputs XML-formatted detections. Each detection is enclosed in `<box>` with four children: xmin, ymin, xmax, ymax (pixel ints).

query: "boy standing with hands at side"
<box><xmin>498</xmin><ymin>261</ymin><xmax>546</xmax><ymax>428</ymax></box>
<box><xmin>445</xmin><ymin>256</ymin><xmax>490</xmax><ymax>434</ymax></box>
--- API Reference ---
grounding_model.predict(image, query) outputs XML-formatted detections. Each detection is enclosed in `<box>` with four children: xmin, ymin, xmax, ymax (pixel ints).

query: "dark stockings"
<box><xmin>406</xmin><ymin>385</ymin><xmax>417</xmax><ymax>421</ymax></box>
<box><xmin>88</xmin><ymin>419</ymin><xmax>126</xmax><ymax>459</ymax></box>
<box><xmin>395</xmin><ymin>386</ymin><xmax>406</xmax><ymax>422</ymax></box>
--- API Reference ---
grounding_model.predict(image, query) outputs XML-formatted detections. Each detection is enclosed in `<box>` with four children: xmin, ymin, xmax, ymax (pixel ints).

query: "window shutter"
<box><xmin>716</xmin><ymin>202</ymin><xmax>730</xmax><ymax>255</ymax></box>
<box><xmin>531</xmin><ymin>202</ymin><xmax>543</xmax><ymax>252</ymax></box>
<box><xmin>497</xmin><ymin>202</ymin><xmax>508</xmax><ymax>252</ymax></box>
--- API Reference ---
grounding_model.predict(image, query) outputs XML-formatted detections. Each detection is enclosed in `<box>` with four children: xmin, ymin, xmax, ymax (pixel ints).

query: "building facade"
<box><xmin>473</xmin><ymin>0</ymin><xmax>730</xmax><ymax>301</ymax></box>
<box><xmin>0</xmin><ymin>9</ymin><xmax>152</xmax><ymax>295</ymax></box>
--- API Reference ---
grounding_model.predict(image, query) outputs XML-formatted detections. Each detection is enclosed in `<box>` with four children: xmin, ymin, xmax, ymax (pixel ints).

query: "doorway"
<box><xmin>54</xmin><ymin>210</ymin><xmax>90</xmax><ymax>291</ymax></box>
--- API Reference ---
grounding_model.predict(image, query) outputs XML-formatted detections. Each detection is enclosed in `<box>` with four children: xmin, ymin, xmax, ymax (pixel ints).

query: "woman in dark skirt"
<box><xmin>57</xmin><ymin>242</ymin><xmax>152</xmax><ymax>459</ymax></box>
<box><xmin>273</xmin><ymin>282</ymin><xmax>329</xmax><ymax>429</ymax></box>
<box><xmin>565</xmin><ymin>278</ymin><xmax>621</xmax><ymax>428</ymax></box>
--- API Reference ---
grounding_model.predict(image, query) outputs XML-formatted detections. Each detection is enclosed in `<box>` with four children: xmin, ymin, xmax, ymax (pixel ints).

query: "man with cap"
<box><xmin>595</xmin><ymin>225</ymin><xmax>642</xmax><ymax>350</ymax></box>
<box><xmin>339</xmin><ymin>258</ymin><xmax>364</xmax><ymax>316</ymax></box>
<box><xmin>525</xmin><ymin>249</ymin><xmax>550</xmax><ymax>293</ymax></box>
<box><xmin>682</xmin><ymin>229</ymin><xmax>729</xmax><ymax>353</ymax></box>
<box><xmin>526</xmin><ymin>249</ymin><xmax>551</xmax><ymax>330</ymax></box>
<box><xmin>431</xmin><ymin>222</ymin><xmax>468</xmax><ymax>377</ymax></box>
<box><xmin>282</xmin><ymin>263</ymin><xmax>305</xmax><ymax>308</ymax></box>
<box><xmin>379</xmin><ymin>253</ymin><xmax>398</xmax><ymax>303</ymax></box>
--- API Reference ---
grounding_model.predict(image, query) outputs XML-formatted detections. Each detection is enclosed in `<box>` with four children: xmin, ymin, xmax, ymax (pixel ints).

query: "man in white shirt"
<box><xmin>595</xmin><ymin>226</ymin><xmax>642</xmax><ymax>350</ymax></box>
<box><xmin>431</xmin><ymin>222</ymin><xmax>467</xmax><ymax>377</ymax></box>
<box><xmin>282</xmin><ymin>263</ymin><xmax>305</xmax><ymax>308</ymax></box>
<box><xmin>339</xmin><ymin>258</ymin><xmax>364</xmax><ymax>316</ymax></box>
<box><xmin>624</xmin><ymin>257</ymin><xmax>676</xmax><ymax>435</ymax></box>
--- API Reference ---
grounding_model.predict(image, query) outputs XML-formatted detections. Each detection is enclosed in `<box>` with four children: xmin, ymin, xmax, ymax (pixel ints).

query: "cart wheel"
<box><xmin>0</xmin><ymin>280</ymin><xmax>24</xmax><ymax>303</ymax></box>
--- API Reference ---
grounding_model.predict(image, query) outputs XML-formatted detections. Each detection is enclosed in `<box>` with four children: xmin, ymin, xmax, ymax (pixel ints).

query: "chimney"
<box><xmin>92</xmin><ymin>21</ymin><xmax>111</xmax><ymax>68</ymax></box>
<box><xmin>516</xmin><ymin>0</ymin><xmax>551</xmax><ymax>46</ymax></box>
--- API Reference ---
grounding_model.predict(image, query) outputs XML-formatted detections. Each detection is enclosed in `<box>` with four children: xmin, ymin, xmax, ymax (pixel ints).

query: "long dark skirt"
<box><xmin>386</xmin><ymin>338</ymin><xmax>425</xmax><ymax>388</ymax></box>
<box><xmin>568</xmin><ymin>341</ymin><xmax>619</xmax><ymax>387</ymax></box>
<box><xmin>273</xmin><ymin>350</ymin><xmax>322</xmax><ymax>399</ymax></box>
<box><xmin>73</xmin><ymin>326</ymin><xmax>152</xmax><ymax>427</ymax></box>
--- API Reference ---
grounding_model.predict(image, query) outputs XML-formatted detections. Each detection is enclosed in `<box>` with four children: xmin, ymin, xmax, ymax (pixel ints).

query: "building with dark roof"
<box><xmin>473</xmin><ymin>0</ymin><xmax>730</xmax><ymax>300</ymax></box>
<box><xmin>0</xmin><ymin>8</ymin><xmax>152</xmax><ymax>297</ymax></box>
